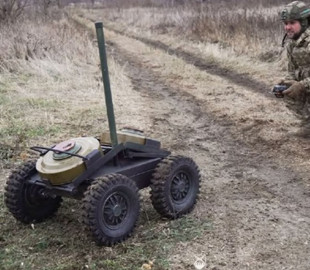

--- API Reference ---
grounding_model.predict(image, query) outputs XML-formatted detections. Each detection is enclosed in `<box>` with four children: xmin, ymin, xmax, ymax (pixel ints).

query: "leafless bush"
<box><xmin>97</xmin><ymin>0</ymin><xmax>184</xmax><ymax>8</ymax></box>
<box><xmin>0</xmin><ymin>0</ymin><xmax>29</xmax><ymax>22</ymax></box>
<box><xmin>188</xmin><ymin>5</ymin><xmax>283</xmax><ymax>53</ymax></box>
<box><xmin>98</xmin><ymin>0</ymin><xmax>293</xmax><ymax>57</ymax></box>
<box><xmin>0</xmin><ymin>16</ymin><xmax>95</xmax><ymax>72</ymax></box>
<box><xmin>0</xmin><ymin>0</ymin><xmax>95</xmax><ymax>22</ymax></box>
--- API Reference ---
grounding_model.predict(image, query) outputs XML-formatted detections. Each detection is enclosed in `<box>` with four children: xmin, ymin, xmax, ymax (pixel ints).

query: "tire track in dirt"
<box><xmin>105</xmin><ymin>39</ymin><xmax>310</xmax><ymax>269</ymax></box>
<box><xmin>104</xmin><ymin>26</ymin><xmax>270</xmax><ymax>98</ymax></box>
<box><xmin>105</xmin><ymin>39</ymin><xmax>245</xmax><ymax>267</ymax></box>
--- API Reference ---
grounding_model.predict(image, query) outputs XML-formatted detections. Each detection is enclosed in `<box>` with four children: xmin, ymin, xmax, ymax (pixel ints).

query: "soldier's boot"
<box><xmin>291</xmin><ymin>120</ymin><xmax>310</xmax><ymax>138</ymax></box>
<box><xmin>293</xmin><ymin>127</ymin><xmax>310</xmax><ymax>138</ymax></box>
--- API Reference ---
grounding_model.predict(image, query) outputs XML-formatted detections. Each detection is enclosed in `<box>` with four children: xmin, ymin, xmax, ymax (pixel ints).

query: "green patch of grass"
<box><xmin>0</xmin><ymin>82</ymin><xmax>8</xmax><ymax>93</ymax></box>
<box><xmin>0</xmin><ymin>93</ymin><xmax>9</xmax><ymax>104</ymax></box>
<box><xmin>0</xmin><ymin>73</ymin><xmax>33</xmax><ymax>93</ymax></box>
<box><xmin>65</xmin><ymin>107</ymin><xmax>108</xmax><ymax>136</ymax></box>
<box><xmin>115</xmin><ymin>212</ymin><xmax>212</xmax><ymax>270</ymax></box>
<box><xmin>25</xmin><ymin>98</ymin><xmax>61</xmax><ymax>109</ymax></box>
<box><xmin>18</xmin><ymin>73</ymin><xmax>34</xmax><ymax>83</ymax></box>
<box><xmin>0</xmin><ymin>123</ymin><xmax>61</xmax><ymax>140</ymax></box>
<box><xmin>0</xmin><ymin>144</ymin><xmax>15</xmax><ymax>161</ymax></box>
<box><xmin>0</xmin><ymin>122</ymin><xmax>62</xmax><ymax>163</ymax></box>
<box><xmin>0</xmin><ymin>78</ymin><xmax>13</xmax><ymax>94</ymax></box>
<box><xmin>0</xmin><ymin>194</ymin><xmax>212</xmax><ymax>270</ymax></box>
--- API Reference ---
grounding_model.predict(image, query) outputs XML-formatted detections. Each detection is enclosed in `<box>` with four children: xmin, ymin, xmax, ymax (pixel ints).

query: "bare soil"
<box><xmin>98</xmin><ymin>24</ymin><xmax>310</xmax><ymax>269</ymax></box>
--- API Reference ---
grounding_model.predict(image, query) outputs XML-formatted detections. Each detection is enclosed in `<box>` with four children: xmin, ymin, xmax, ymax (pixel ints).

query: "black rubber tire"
<box><xmin>4</xmin><ymin>160</ymin><xmax>62</xmax><ymax>223</ymax></box>
<box><xmin>82</xmin><ymin>174</ymin><xmax>140</xmax><ymax>246</ymax></box>
<box><xmin>150</xmin><ymin>155</ymin><xmax>200</xmax><ymax>219</ymax></box>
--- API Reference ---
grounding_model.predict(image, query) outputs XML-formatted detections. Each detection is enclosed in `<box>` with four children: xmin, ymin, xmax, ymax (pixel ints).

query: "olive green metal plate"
<box><xmin>100</xmin><ymin>130</ymin><xmax>146</xmax><ymax>145</ymax></box>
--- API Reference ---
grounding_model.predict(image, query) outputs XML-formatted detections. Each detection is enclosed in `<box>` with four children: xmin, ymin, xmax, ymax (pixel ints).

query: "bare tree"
<box><xmin>0</xmin><ymin>0</ymin><xmax>29</xmax><ymax>22</ymax></box>
<box><xmin>32</xmin><ymin>0</ymin><xmax>63</xmax><ymax>16</ymax></box>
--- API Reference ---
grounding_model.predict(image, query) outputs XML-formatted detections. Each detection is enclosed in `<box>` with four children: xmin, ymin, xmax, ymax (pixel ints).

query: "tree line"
<box><xmin>0</xmin><ymin>0</ymin><xmax>96</xmax><ymax>22</ymax></box>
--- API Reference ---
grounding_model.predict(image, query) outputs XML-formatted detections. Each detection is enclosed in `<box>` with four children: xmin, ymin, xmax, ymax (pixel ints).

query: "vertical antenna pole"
<box><xmin>95</xmin><ymin>22</ymin><xmax>118</xmax><ymax>147</ymax></box>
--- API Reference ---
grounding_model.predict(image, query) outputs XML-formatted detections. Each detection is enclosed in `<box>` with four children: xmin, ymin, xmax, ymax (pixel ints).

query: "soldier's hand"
<box><xmin>283</xmin><ymin>81</ymin><xmax>306</xmax><ymax>99</ymax></box>
<box><xmin>280</xmin><ymin>79</ymin><xmax>296</xmax><ymax>87</ymax></box>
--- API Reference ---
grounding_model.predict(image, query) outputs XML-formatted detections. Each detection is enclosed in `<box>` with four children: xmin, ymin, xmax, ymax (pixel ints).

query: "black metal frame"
<box><xmin>28</xmin><ymin>140</ymin><xmax>170</xmax><ymax>198</ymax></box>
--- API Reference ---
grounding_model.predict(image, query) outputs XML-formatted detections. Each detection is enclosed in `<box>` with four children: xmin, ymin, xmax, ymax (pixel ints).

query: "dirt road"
<box><xmin>89</xmin><ymin>20</ymin><xmax>310</xmax><ymax>269</ymax></box>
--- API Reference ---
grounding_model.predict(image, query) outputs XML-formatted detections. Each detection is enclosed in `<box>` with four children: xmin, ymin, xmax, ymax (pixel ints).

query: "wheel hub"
<box><xmin>112</xmin><ymin>205</ymin><xmax>122</xmax><ymax>217</ymax></box>
<box><xmin>24</xmin><ymin>185</ymin><xmax>50</xmax><ymax>206</ymax></box>
<box><xmin>171</xmin><ymin>172</ymin><xmax>190</xmax><ymax>201</ymax></box>
<box><xmin>175</xmin><ymin>181</ymin><xmax>186</xmax><ymax>192</ymax></box>
<box><xmin>103</xmin><ymin>192</ymin><xmax>128</xmax><ymax>227</ymax></box>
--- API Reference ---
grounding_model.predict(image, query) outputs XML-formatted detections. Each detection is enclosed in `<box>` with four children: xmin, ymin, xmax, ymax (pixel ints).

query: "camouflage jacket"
<box><xmin>286</xmin><ymin>27</ymin><xmax>310</xmax><ymax>90</ymax></box>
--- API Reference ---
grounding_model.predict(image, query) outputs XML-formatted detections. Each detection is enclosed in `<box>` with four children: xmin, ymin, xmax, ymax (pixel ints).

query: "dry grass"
<box><xmin>0</xmin><ymin>13</ymin><xmax>101</xmax><ymax>166</ymax></box>
<box><xmin>92</xmin><ymin>2</ymin><xmax>286</xmax><ymax>58</ymax></box>
<box><xmin>0</xmin><ymin>1</ymin><xmax>305</xmax><ymax>269</ymax></box>
<box><xmin>0</xmin><ymin>15</ymin><xmax>95</xmax><ymax>72</ymax></box>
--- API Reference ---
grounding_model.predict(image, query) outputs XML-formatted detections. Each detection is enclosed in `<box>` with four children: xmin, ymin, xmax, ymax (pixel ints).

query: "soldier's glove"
<box><xmin>278</xmin><ymin>79</ymin><xmax>296</xmax><ymax>87</ymax></box>
<box><xmin>283</xmin><ymin>81</ymin><xmax>306</xmax><ymax>99</ymax></box>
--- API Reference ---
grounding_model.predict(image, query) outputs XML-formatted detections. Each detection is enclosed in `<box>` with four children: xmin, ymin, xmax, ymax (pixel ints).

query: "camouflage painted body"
<box><xmin>285</xmin><ymin>27</ymin><xmax>310</xmax><ymax>121</ymax></box>
<box><xmin>286</xmin><ymin>28</ymin><xmax>310</xmax><ymax>85</ymax></box>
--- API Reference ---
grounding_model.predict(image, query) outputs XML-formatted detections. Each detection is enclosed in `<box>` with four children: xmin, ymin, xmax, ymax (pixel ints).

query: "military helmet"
<box><xmin>280</xmin><ymin>1</ymin><xmax>310</xmax><ymax>21</ymax></box>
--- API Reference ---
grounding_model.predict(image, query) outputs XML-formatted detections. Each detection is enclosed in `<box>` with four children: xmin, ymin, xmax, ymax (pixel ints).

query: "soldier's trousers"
<box><xmin>284</xmin><ymin>92</ymin><xmax>310</xmax><ymax>126</ymax></box>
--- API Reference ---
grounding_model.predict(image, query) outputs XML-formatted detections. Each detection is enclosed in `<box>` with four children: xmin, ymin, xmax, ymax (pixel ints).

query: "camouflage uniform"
<box><xmin>284</xmin><ymin>27</ymin><xmax>310</xmax><ymax>120</ymax></box>
<box><xmin>279</xmin><ymin>1</ymin><xmax>310</xmax><ymax>134</ymax></box>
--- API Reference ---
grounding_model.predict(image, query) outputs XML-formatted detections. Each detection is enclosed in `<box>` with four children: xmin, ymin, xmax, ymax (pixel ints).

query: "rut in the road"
<box><xmin>106</xmin><ymin>40</ymin><xmax>236</xmax><ymax>150</ymax></box>
<box><xmin>105</xmin><ymin>26</ymin><xmax>270</xmax><ymax>98</ymax></box>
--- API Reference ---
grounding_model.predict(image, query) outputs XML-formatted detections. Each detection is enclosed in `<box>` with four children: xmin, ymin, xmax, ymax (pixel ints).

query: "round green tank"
<box><xmin>36</xmin><ymin>137</ymin><xmax>102</xmax><ymax>185</ymax></box>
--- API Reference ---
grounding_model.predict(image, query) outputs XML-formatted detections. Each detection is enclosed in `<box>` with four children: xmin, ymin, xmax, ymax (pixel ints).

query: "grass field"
<box><xmin>0</xmin><ymin>1</ymin><xmax>298</xmax><ymax>269</ymax></box>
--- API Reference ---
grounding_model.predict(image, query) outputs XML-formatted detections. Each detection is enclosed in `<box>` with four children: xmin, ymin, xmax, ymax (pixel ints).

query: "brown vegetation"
<box><xmin>96</xmin><ymin>0</ymin><xmax>287</xmax><ymax>58</ymax></box>
<box><xmin>2</xmin><ymin>1</ymin><xmax>309</xmax><ymax>270</ymax></box>
<box><xmin>0</xmin><ymin>0</ymin><xmax>291</xmax><ymax>69</ymax></box>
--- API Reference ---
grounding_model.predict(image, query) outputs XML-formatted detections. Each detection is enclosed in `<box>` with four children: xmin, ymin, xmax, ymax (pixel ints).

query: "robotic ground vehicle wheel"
<box><xmin>150</xmin><ymin>155</ymin><xmax>200</xmax><ymax>219</ymax></box>
<box><xmin>5</xmin><ymin>160</ymin><xmax>62</xmax><ymax>224</ymax></box>
<box><xmin>82</xmin><ymin>174</ymin><xmax>140</xmax><ymax>246</ymax></box>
